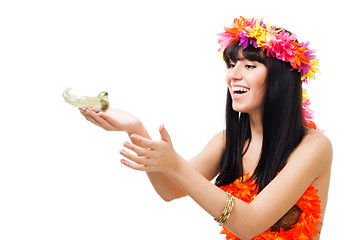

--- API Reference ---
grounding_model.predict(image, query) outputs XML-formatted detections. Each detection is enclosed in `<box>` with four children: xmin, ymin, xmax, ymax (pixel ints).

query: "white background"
<box><xmin>1</xmin><ymin>0</ymin><xmax>359</xmax><ymax>239</ymax></box>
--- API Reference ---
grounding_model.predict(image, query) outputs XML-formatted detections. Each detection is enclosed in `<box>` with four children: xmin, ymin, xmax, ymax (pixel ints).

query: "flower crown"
<box><xmin>218</xmin><ymin>16</ymin><xmax>319</xmax><ymax>129</ymax></box>
<box><xmin>218</xmin><ymin>16</ymin><xmax>319</xmax><ymax>83</ymax></box>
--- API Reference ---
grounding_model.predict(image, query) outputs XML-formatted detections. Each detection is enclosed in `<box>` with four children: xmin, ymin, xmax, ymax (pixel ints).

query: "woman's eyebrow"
<box><xmin>237</xmin><ymin>57</ymin><xmax>246</xmax><ymax>61</ymax></box>
<box><xmin>230</xmin><ymin>57</ymin><xmax>246</xmax><ymax>63</ymax></box>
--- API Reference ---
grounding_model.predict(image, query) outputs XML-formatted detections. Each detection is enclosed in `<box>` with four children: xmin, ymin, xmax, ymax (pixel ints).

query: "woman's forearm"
<box><xmin>164</xmin><ymin>156</ymin><xmax>256</xmax><ymax>240</ymax></box>
<box><xmin>146</xmin><ymin>172</ymin><xmax>187</xmax><ymax>201</ymax></box>
<box><xmin>165</xmin><ymin>156</ymin><xmax>227</xmax><ymax>216</ymax></box>
<box><xmin>128</xmin><ymin>121</ymin><xmax>187</xmax><ymax>201</ymax></box>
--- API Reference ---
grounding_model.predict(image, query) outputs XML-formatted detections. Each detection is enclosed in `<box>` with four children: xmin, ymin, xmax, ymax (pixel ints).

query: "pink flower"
<box><xmin>217</xmin><ymin>32</ymin><xmax>238</xmax><ymax>51</ymax></box>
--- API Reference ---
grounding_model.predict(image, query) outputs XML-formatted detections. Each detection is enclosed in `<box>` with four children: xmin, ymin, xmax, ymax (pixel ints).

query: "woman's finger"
<box><xmin>123</xmin><ymin>141</ymin><xmax>149</xmax><ymax>157</ymax></box>
<box><xmin>159</xmin><ymin>124</ymin><xmax>172</xmax><ymax>143</ymax></box>
<box><xmin>80</xmin><ymin>109</ymin><xmax>116</xmax><ymax>131</ymax></box>
<box><xmin>120</xmin><ymin>149</ymin><xmax>148</xmax><ymax>166</ymax></box>
<box><xmin>79</xmin><ymin>109</ymin><xmax>103</xmax><ymax>128</ymax></box>
<box><xmin>98</xmin><ymin>110</ymin><xmax>117</xmax><ymax>126</ymax></box>
<box><xmin>120</xmin><ymin>159</ymin><xmax>146</xmax><ymax>171</ymax></box>
<box><xmin>84</xmin><ymin>109</ymin><xmax>114</xmax><ymax>129</ymax></box>
<box><xmin>130</xmin><ymin>134</ymin><xmax>156</xmax><ymax>149</ymax></box>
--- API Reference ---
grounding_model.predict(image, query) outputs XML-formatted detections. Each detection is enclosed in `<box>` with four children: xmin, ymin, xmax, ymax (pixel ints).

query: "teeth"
<box><xmin>233</xmin><ymin>86</ymin><xmax>250</xmax><ymax>92</ymax></box>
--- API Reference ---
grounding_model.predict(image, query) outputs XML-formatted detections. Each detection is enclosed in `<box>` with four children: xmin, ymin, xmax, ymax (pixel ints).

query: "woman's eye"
<box><xmin>229</xmin><ymin>63</ymin><xmax>236</xmax><ymax>68</ymax></box>
<box><xmin>245</xmin><ymin>64</ymin><xmax>256</xmax><ymax>69</ymax></box>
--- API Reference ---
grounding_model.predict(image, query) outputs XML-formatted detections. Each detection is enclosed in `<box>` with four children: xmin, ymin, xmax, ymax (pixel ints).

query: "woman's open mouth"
<box><xmin>232</xmin><ymin>86</ymin><xmax>250</xmax><ymax>95</ymax></box>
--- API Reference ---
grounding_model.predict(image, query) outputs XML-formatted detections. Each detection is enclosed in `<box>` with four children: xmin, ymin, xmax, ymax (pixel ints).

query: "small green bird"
<box><xmin>63</xmin><ymin>87</ymin><xmax>110</xmax><ymax>112</ymax></box>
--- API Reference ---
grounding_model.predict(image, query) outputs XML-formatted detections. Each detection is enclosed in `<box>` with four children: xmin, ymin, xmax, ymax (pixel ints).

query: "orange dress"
<box><xmin>219</xmin><ymin>173</ymin><xmax>322</xmax><ymax>240</ymax></box>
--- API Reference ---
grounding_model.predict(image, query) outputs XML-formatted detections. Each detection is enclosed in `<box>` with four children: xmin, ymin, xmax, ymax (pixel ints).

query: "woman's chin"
<box><xmin>232</xmin><ymin>106</ymin><xmax>247</xmax><ymax>113</ymax></box>
<box><xmin>232</xmin><ymin>103</ymin><xmax>247</xmax><ymax>113</ymax></box>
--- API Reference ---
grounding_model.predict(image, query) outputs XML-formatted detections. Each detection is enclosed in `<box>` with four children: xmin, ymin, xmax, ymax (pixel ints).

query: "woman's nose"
<box><xmin>228</xmin><ymin>63</ymin><xmax>243</xmax><ymax>80</ymax></box>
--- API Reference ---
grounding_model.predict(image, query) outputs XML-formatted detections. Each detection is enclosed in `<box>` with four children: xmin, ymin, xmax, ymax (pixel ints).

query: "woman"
<box><xmin>80</xmin><ymin>16</ymin><xmax>332</xmax><ymax>240</ymax></box>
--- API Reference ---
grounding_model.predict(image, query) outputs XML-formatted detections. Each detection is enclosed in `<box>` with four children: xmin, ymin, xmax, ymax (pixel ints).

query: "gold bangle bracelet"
<box><xmin>215</xmin><ymin>192</ymin><xmax>235</xmax><ymax>224</ymax></box>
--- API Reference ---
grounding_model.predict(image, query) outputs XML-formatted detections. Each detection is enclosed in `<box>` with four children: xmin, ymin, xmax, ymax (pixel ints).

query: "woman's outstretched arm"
<box><xmin>121</xmin><ymin>126</ymin><xmax>332</xmax><ymax>240</ymax></box>
<box><xmin>79</xmin><ymin>108</ymin><xmax>223</xmax><ymax>201</ymax></box>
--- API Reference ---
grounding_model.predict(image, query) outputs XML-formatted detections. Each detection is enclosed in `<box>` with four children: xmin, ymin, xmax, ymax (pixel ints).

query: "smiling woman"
<box><xmin>3</xmin><ymin>0</ymin><xmax>359</xmax><ymax>238</ymax></box>
<box><xmin>78</xmin><ymin>16</ymin><xmax>331</xmax><ymax>240</ymax></box>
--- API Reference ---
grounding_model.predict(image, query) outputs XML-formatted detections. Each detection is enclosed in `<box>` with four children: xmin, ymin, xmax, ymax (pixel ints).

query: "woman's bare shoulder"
<box><xmin>212</xmin><ymin>130</ymin><xmax>226</xmax><ymax>147</ymax></box>
<box><xmin>304</xmin><ymin>128</ymin><xmax>331</xmax><ymax>142</ymax></box>
<box><xmin>299</xmin><ymin>128</ymin><xmax>332</xmax><ymax>152</ymax></box>
<box><xmin>289</xmin><ymin>128</ymin><xmax>333</xmax><ymax>177</ymax></box>
<box><xmin>306</xmin><ymin>128</ymin><xmax>331</xmax><ymax>153</ymax></box>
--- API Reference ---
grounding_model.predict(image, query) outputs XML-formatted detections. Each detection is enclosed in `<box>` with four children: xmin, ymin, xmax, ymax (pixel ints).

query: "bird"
<box><xmin>63</xmin><ymin>87</ymin><xmax>109</xmax><ymax>112</ymax></box>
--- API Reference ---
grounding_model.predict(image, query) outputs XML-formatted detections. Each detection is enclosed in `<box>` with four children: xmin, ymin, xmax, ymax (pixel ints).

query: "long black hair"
<box><xmin>215</xmin><ymin>40</ymin><xmax>305</xmax><ymax>192</ymax></box>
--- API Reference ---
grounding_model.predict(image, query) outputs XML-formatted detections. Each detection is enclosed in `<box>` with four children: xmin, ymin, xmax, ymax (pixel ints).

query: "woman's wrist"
<box><xmin>127</xmin><ymin>120</ymin><xmax>151</xmax><ymax>139</ymax></box>
<box><xmin>162</xmin><ymin>154</ymin><xmax>189</xmax><ymax>180</ymax></box>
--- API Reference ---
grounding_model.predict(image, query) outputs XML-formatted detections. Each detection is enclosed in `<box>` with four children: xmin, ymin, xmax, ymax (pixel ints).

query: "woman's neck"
<box><xmin>243</xmin><ymin>112</ymin><xmax>263</xmax><ymax>175</ymax></box>
<box><xmin>249</xmin><ymin>112</ymin><xmax>263</xmax><ymax>145</ymax></box>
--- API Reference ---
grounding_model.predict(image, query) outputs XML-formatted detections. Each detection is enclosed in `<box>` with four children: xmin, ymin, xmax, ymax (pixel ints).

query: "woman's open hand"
<box><xmin>79</xmin><ymin>108</ymin><xmax>142</xmax><ymax>134</ymax></box>
<box><xmin>120</xmin><ymin>125</ymin><xmax>182</xmax><ymax>174</ymax></box>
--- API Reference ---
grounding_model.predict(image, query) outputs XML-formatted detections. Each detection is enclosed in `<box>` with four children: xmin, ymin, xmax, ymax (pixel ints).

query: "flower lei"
<box><xmin>218</xmin><ymin>16</ymin><xmax>319</xmax><ymax>129</ymax></box>
<box><xmin>219</xmin><ymin>173</ymin><xmax>322</xmax><ymax>240</ymax></box>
